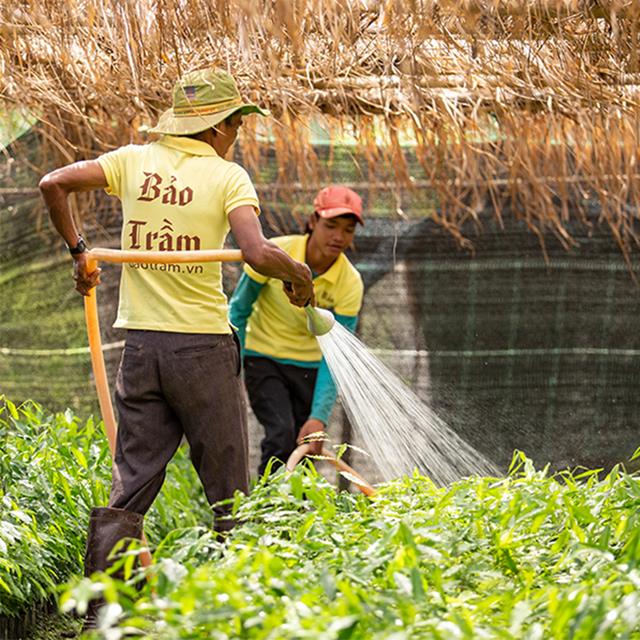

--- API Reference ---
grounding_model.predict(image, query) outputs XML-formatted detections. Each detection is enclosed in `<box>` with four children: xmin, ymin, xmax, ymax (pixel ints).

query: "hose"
<box><xmin>286</xmin><ymin>444</ymin><xmax>376</xmax><ymax>497</ymax></box>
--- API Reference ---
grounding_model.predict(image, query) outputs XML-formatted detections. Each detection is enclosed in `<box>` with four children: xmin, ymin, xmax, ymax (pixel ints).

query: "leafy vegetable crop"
<box><xmin>0</xmin><ymin>397</ymin><xmax>211</xmax><ymax>619</ymax></box>
<box><xmin>2</xmin><ymin>398</ymin><xmax>639</xmax><ymax>638</ymax></box>
<box><xmin>68</xmin><ymin>454</ymin><xmax>640</xmax><ymax>639</ymax></box>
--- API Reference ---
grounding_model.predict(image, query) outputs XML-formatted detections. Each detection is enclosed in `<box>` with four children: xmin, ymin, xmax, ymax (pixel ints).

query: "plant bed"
<box><xmin>65</xmin><ymin>452</ymin><xmax>640</xmax><ymax>639</ymax></box>
<box><xmin>0</xmin><ymin>398</ymin><xmax>212</xmax><ymax>635</ymax></box>
<box><xmin>2</xmin><ymin>398</ymin><xmax>639</xmax><ymax>638</ymax></box>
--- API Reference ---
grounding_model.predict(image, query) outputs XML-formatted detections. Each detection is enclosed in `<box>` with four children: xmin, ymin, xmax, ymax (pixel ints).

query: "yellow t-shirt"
<box><xmin>244</xmin><ymin>234</ymin><xmax>363</xmax><ymax>361</ymax></box>
<box><xmin>98</xmin><ymin>135</ymin><xmax>259</xmax><ymax>334</ymax></box>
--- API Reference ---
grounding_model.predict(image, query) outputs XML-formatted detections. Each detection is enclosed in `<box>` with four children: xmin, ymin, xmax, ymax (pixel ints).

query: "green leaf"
<box><xmin>6</xmin><ymin>400</ymin><xmax>18</xmax><ymax>420</ymax></box>
<box><xmin>71</xmin><ymin>446</ymin><xmax>88</xmax><ymax>469</ymax></box>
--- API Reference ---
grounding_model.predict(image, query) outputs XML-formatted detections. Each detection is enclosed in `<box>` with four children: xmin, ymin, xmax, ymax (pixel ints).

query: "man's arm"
<box><xmin>229</xmin><ymin>206</ymin><xmax>313</xmax><ymax>307</ymax></box>
<box><xmin>39</xmin><ymin>160</ymin><xmax>108</xmax><ymax>296</ymax></box>
<box><xmin>228</xmin><ymin>272</ymin><xmax>264</xmax><ymax>354</ymax></box>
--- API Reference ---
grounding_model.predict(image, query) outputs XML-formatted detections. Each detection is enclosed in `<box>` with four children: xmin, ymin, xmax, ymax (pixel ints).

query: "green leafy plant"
<box><xmin>3</xmin><ymin>398</ymin><xmax>639</xmax><ymax>638</ymax></box>
<box><xmin>65</xmin><ymin>453</ymin><xmax>640</xmax><ymax>639</ymax></box>
<box><xmin>0</xmin><ymin>397</ymin><xmax>212</xmax><ymax>619</ymax></box>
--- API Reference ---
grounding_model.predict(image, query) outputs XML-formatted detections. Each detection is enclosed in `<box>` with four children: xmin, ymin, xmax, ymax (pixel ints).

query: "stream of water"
<box><xmin>318</xmin><ymin>322</ymin><xmax>499</xmax><ymax>485</ymax></box>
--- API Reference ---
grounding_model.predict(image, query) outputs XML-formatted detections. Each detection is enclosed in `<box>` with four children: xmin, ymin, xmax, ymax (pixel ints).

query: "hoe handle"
<box><xmin>84</xmin><ymin>256</ymin><xmax>118</xmax><ymax>452</ymax></box>
<box><xmin>88</xmin><ymin>247</ymin><xmax>242</xmax><ymax>264</ymax></box>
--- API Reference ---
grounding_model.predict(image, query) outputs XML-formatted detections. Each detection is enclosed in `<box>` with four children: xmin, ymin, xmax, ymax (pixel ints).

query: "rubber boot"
<box><xmin>82</xmin><ymin>507</ymin><xmax>144</xmax><ymax>632</ymax></box>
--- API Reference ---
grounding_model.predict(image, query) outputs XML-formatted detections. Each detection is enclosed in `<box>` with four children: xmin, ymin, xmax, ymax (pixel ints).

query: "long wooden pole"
<box><xmin>89</xmin><ymin>248</ymin><xmax>242</xmax><ymax>264</ymax></box>
<box><xmin>84</xmin><ymin>255</ymin><xmax>117</xmax><ymax>450</ymax></box>
<box><xmin>84</xmin><ymin>248</ymin><xmax>374</xmax><ymax>567</ymax></box>
<box><xmin>84</xmin><ymin>246</ymin><xmax>244</xmax><ymax>447</ymax></box>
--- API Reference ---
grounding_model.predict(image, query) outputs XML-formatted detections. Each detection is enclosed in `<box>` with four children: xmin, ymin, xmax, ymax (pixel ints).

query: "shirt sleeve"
<box><xmin>223</xmin><ymin>164</ymin><xmax>260</xmax><ymax>217</ymax></box>
<box><xmin>228</xmin><ymin>272</ymin><xmax>264</xmax><ymax>353</ymax></box>
<box><xmin>309</xmin><ymin>313</ymin><xmax>359</xmax><ymax>424</ymax></box>
<box><xmin>243</xmin><ymin>260</ymin><xmax>270</xmax><ymax>285</ymax></box>
<box><xmin>333</xmin><ymin>271</ymin><xmax>364</xmax><ymax>316</ymax></box>
<box><xmin>97</xmin><ymin>147</ymin><xmax>129</xmax><ymax>198</ymax></box>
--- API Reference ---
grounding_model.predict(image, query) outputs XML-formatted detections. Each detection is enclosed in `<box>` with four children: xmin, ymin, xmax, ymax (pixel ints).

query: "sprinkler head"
<box><xmin>305</xmin><ymin>306</ymin><xmax>335</xmax><ymax>336</ymax></box>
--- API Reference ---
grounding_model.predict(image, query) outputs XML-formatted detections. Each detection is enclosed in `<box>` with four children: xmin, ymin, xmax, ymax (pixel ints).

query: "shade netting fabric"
<box><xmin>1</xmin><ymin>142</ymin><xmax>638</xmax><ymax>479</ymax></box>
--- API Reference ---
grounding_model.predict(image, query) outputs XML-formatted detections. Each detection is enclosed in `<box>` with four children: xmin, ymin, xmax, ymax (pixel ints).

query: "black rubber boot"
<box><xmin>82</xmin><ymin>507</ymin><xmax>144</xmax><ymax>632</ymax></box>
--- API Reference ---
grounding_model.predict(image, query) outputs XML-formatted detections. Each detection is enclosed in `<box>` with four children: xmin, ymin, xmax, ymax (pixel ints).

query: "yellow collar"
<box><xmin>157</xmin><ymin>135</ymin><xmax>219</xmax><ymax>157</ymax></box>
<box><xmin>293</xmin><ymin>234</ymin><xmax>344</xmax><ymax>284</ymax></box>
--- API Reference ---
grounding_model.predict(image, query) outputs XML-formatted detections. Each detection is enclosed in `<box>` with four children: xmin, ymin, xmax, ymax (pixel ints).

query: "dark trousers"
<box><xmin>243</xmin><ymin>355</ymin><xmax>317</xmax><ymax>475</ymax></box>
<box><xmin>110</xmin><ymin>330</ymin><xmax>249</xmax><ymax>532</ymax></box>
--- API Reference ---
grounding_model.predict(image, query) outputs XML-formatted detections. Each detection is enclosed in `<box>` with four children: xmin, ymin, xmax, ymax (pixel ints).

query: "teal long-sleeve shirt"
<box><xmin>229</xmin><ymin>272</ymin><xmax>358</xmax><ymax>425</ymax></box>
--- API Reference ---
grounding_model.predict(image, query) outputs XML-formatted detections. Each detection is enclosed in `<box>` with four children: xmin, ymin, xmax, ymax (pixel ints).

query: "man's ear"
<box><xmin>308</xmin><ymin>213</ymin><xmax>318</xmax><ymax>230</ymax></box>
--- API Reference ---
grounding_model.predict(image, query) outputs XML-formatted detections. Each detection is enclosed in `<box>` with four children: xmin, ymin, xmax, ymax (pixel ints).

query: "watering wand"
<box><xmin>298</xmin><ymin>306</ymin><xmax>376</xmax><ymax>494</ymax></box>
<box><xmin>304</xmin><ymin>305</ymin><xmax>335</xmax><ymax>336</ymax></box>
<box><xmin>83</xmin><ymin>248</ymin><xmax>373</xmax><ymax>561</ymax></box>
<box><xmin>282</xmin><ymin>280</ymin><xmax>335</xmax><ymax>336</ymax></box>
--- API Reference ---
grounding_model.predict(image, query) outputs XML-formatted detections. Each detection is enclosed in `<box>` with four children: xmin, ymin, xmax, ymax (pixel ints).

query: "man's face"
<box><xmin>215</xmin><ymin>113</ymin><xmax>243</xmax><ymax>156</ymax></box>
<box><xmin>309</xmin><ymin>214</ymin><xmax>358</xmax><ymax>258</ymax></box>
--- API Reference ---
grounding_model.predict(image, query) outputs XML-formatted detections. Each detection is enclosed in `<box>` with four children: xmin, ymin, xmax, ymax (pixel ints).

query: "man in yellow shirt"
<box><xmin>230</xmin><ymin>186</ymin><xmax>364</xmax><ymax>474</ymax></box>
<box><xmin>39</xmin><ymin>68</ymin><xmax>313</xmax><ymax>628</ymax></box>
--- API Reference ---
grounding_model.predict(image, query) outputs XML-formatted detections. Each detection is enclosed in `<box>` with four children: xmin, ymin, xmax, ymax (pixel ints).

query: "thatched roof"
<box><xmin>1</xmin><ymin>0</ymin><xmax>640</xmax><ymax>258</ymax></box>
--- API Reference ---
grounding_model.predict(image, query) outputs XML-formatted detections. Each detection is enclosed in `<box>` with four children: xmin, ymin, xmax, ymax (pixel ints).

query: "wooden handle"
<box><xmin>84</xmin><ymin>290</ymin><xmax>118</xmax><ymax>453</ymax></box>
<box><xmin>286</xmin><ymin>444</ymin><xmax>376</xmax><ymax>497</ymax></box>
<box><xmin>84</xmin><ymin>255</ymin><xmax>163</xmax><ymax>568</ymax></box>
<box><xmin>88</xmin><ymin>247</ymin><xmax>243</xmax><ymax>264</ymax></box>
<box><xmin>83</xmin><ymin>255</ymin><xmax>118</xmax><ymax>452</ymax></box>
<box><xmin>82</xmin><ymin>246</ymin><xmax>262</xmax><ymax>568</ymax></box>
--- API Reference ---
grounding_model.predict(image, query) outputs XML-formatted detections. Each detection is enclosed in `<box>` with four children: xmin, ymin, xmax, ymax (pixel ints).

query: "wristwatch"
<box><xmin>68</xmin><ymin>235</ymin><xmax>88</xmax><ymax>256</ymax></box>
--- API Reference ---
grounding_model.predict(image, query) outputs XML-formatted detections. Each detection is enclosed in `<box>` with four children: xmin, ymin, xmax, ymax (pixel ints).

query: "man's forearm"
<box><xmin>39</xmin><ymin>161</ymin><xmax>108</xmax><ymax>247</ymax></box>
<box><xmin>243</xmin><ymin>239</ymin><xmax>311</xmax><ymax>285</ymax></box>
<box><xmin>39</xmin><ymin>178</ymin><xmax>79</xmax><ymax>247</ymax></box>
<box><xmin>228</xmin><ymin>206</ymin><xmax>313</xmax><ymax>306</ymax></box>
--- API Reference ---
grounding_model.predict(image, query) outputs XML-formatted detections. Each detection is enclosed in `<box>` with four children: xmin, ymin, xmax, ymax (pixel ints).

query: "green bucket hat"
<box><xmin>149</xmin><ymin>68</ymin><xmax>270</xmax><ymax>136</ymax></box>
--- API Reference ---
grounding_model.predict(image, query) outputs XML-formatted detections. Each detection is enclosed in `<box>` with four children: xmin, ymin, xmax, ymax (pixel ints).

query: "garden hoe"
<box><xmin>84</xmin><ymin>247</ymin><xmax>244</xmax><ymax>570</ymax></box>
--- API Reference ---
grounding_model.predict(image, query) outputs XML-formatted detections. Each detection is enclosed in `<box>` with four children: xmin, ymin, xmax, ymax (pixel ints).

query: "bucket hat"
<box><xmin>149</xmin><ymin>68</ymin><xmax>270</xmax><ymax>136</ymax></box>
<box><xmin>313</xmin><ymin>185</ymin><xmax>364</xmax><ymax>225</ymax></box>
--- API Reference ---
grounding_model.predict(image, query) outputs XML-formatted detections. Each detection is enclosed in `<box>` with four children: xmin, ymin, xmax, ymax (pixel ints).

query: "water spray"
<box><xmin>315</xmin><ymin>322</ymin><xmax>499</xmax><ymax>484</ymax></box>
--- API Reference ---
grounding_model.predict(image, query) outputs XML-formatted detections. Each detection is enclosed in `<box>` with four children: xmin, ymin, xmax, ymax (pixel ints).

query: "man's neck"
<box><xmin>190</xmin><ymin>129</ymin><xmax>224</xmax><ymax>156</ymax></box>
<box><xmin>305</xmin><ymin>236</ymin><xmax>336</xmax><ymax>275</ymax></box>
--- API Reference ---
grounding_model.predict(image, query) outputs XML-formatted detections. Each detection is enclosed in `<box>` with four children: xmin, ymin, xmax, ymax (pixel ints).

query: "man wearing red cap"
<box><xmin>230</xmin><ymin>185</ymin><xmax>364</xmax><ymax>474</ymax></box>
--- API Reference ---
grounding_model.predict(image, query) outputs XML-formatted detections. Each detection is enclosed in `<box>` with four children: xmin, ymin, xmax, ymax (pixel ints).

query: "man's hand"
<box><xmin>73</xmin><ymin>253</ymin><xmax>101</xmax><ymax>296</ymax></box>
<box><xmin>283</xmin><ymin>269</ymin><xmax>314</xmax><ymax>308</ymax></box>
<box><xmin>297</xmin><ymin>418</ymin><xmax>326</xmax><ymax>455</ymax></box>
<box><xmin>229</xmin><ymin>207</ymin><xmax>315</xmax><ymax>305</ymax></box>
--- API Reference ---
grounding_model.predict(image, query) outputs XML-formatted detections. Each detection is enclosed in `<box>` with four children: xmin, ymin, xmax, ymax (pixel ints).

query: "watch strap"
<box><xmin>68</xmin><ymin>236</ymin><xmax>88</xmax><ymax>256</ymax></box>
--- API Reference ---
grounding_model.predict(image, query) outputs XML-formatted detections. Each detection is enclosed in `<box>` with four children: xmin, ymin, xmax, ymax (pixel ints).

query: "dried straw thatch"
<box><xmin>1</xmin><ymin>1</ymin><xmax>640</xmax><ymax>257</ymax></box>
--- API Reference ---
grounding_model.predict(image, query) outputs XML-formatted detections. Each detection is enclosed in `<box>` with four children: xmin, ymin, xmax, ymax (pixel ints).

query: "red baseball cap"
<box><xmin>313</xmin><ymin>185</ymin><xmax>364</xmax><ymax>225</ymax></box>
